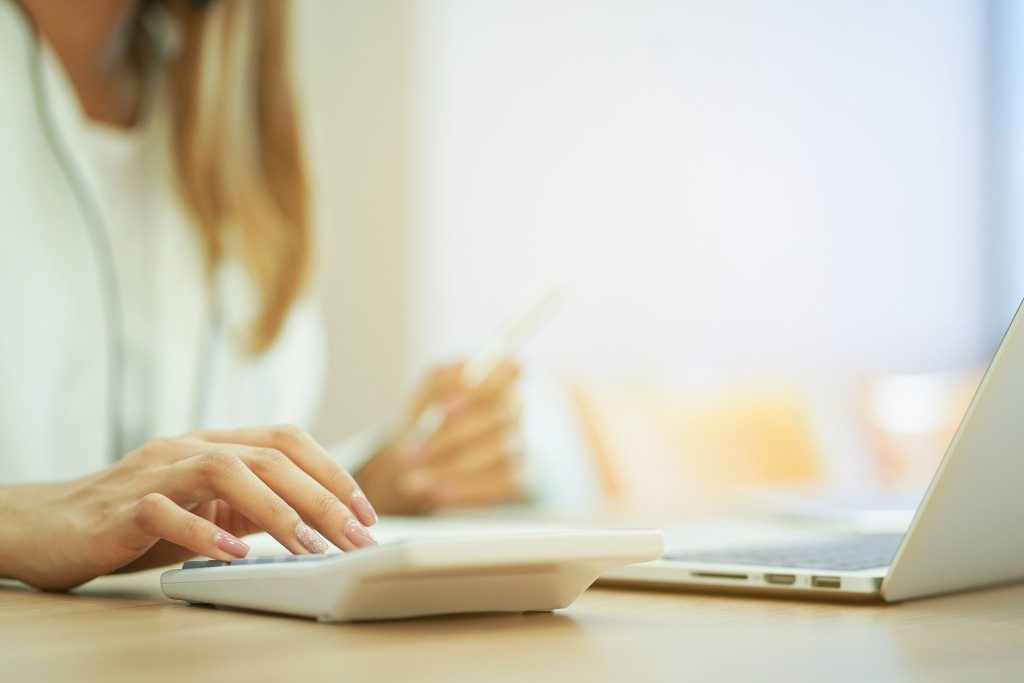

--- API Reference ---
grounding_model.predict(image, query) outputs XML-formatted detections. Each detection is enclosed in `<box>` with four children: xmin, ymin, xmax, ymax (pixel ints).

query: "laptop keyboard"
<box><xmin>665</xmin><ymin>533</ymin><xmax>904</xmax><ymax>571</ymax></box>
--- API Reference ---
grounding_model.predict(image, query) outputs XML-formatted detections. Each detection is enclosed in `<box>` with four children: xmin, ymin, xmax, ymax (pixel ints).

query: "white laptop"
<box><xmin>601</xmin><ymin>300</ymin><xmax>1024</xmax><ymax>601</ymax></box>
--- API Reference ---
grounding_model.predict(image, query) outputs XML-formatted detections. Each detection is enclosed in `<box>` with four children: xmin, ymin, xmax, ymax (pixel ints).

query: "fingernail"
<box><xmin>214</xmin><ymin>532</ymin><xmax>250</xmax><ymax>558</ymax></box>
<box><xmin>295</xmin><ymin>522</ymin><xmax>329</xmax><ymax>554</ymax></box>
<box><xmin>349</xmin><ymin>490</ymin><xmax>378</xmax><ymax>526</ymax></box>
<box><xmin>345</xmin><ymin>519</ymin><xmax>377</xmax><ymax>548</ymax></box>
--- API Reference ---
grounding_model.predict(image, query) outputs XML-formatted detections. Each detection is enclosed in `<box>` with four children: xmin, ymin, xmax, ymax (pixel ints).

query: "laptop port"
<box><xmin>764</xmin><ymin>573</ymin><xmax>796</xmax><ymax>585</ymax></box>
<box><xmin>691</xmin><ymin>571</ymin><xmax>748</xmax><ymax>581</ymax></box>
<box><xmin>811</xmin><ymin>576</ymin><xmax>842</xmax><ymax>589</ymax></box>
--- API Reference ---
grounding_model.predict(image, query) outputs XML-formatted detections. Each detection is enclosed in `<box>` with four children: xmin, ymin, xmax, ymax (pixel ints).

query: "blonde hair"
<box><xmin>167</xmin><ymin>0</ymin><xmax>309</xmax><ymax>354</ymax></box>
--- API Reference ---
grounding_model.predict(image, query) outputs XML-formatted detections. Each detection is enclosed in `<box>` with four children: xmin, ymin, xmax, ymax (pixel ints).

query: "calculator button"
<box><xmin>181</xmin><ymin>554</ymin><xmax>340</xmax><ymax>569</ymax></box>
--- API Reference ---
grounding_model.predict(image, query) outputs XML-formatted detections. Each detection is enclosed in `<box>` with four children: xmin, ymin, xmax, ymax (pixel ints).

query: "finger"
<box><xmin>430</xmin><ymin>464</ymin><xmax>526</xmax><ymax>508</ymax></box>
<box><xmin>399</xmin><ymin>430</ymin><xmax>521</xmax><ymax>496</ymax></box>
<box><xmin>131</xmin><ymin>492</ymin><xmax>251</xmax><ymax>561</ymax></box>
<box><xmin>195</xmin><ymin>425</ymin><xmax>378</xmax><ymax>527</ymax></box>
<box><xmin>435</xmin><ymin>429</ymin><xmax>522</xmax><ymax>478</ymax></box>
<box><xmin>193</xmin><ymin>499</ymin><xmax>264</xmax><ymax>539</ymax></box>
<box><xmin>426</xmin><ymin>362</ymin><xmax>467</xmax><ymax>399</ymax></box>
<box><xmin>420</xmin><ymin>361</ymin><xmax>519</xmax><ymax>414</ymax></box>
<box><xmin>171</xmin><ymin>449</ymin><xmax>331</xmax><ymax>555</ymax></box>
<box><xmin>409</xmin><ymin>402</ymin><xmax>515</xmax><ymax>465</ymax></box>
<box><xmin>405</xmin><ymin>430</ymin><xmax>520</xmax><ymax>489</ymax></box>
<box><xmin>462</xmin><ymin>361</ymin><xmax>520</xmax><ymax>405</ymax></box>
<box><xmin>236</xmin><ymin>445</ymin><xmax>375</xmax><ymax>550</ymax></box>
<box><xmin>398</xmin><ymin>363</ymin><xmax>462</xmax><ymax>423</ymax></box>
<box><xmin>216</xmin><ymin>506</ymin><xmax>264</xmax><ymax>538</ymax></box>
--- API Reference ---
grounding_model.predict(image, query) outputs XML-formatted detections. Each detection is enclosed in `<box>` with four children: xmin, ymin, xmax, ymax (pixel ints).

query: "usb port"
<box><xmin>811</xmin><ymin>576</ymin><xmax>841</xmax><ymax>589</ymax></box>
<box><xmin>764</xmin><ymin>573</ymin><xmax>796</xmax><ymax>585</ymax></box>
<box><xmin>691</xmin><ymin>571</ymin><xmax>748</xmax><ymax>581</ymax></box>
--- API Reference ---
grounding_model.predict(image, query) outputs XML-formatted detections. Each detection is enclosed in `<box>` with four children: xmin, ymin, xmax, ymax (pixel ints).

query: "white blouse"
<box><xmin>79</xmin><ymin>118</ymin><xmax>162</xmax><ymax>455</ymax></box>
<box><xmin>0</xmin><ymin>2</ymin><xmax>339</xmax><ymax>484</ymax></box>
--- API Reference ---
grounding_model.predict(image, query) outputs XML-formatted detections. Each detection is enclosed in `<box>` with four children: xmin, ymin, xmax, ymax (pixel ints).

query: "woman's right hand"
<box><xmin>0</xmin><ymin>425</ymin><xmax>378</xmax><ymax>591</ymax></box>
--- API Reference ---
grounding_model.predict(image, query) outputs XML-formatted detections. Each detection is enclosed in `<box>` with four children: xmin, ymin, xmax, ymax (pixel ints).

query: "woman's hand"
<box><xmin>356</xmin><ymin>362</ymin><xmax>525</xmax><ymax>514</ymax></box>
<box><xmin>0</xmin><ymin>425</ymin><xmax>377</xmax><ymax>591</ymax></box>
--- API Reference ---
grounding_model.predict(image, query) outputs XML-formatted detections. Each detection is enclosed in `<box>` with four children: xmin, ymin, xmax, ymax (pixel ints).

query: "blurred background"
<box><xmin>292</xmin><ymin>1</ymin><xmax>1024</xmax><ymax>515</ymax></box>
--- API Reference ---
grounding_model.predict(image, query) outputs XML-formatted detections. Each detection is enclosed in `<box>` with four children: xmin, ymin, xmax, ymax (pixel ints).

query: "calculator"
<box><xmin>160</xmin><ymin>528</ymin><xmax>663</xmax><ymax>622</ymax></box>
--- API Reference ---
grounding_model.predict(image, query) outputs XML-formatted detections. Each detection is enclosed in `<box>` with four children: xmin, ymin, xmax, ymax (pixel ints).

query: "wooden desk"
<box><xmin>2</xmin><ymin>571</ymin><xmax>1023</xmax><ymax>682</ymax></box>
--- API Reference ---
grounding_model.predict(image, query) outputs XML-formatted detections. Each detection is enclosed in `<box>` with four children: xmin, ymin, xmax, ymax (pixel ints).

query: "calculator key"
<box><xmin>181</xmin><ymin>554</ymin><xmax>340</xmax><ymax>569</ymax></box>
<box><xmin>182</xmin><ymin>559</ymin><xmax>231</xmax><ymax>569</ymax></box>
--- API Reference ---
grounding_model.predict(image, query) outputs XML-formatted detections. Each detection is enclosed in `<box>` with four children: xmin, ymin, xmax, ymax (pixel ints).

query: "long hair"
<box><xmin>167</xmin><ymin>0</ymin><xmax>309</xmax><ymax>354</ymax></box>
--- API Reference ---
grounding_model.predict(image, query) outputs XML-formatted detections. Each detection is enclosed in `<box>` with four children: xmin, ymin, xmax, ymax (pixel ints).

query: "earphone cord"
<box><xmin>20</xmin><ymin>6</ymin><xmax>127</xmax><ymax>462</ymax></box>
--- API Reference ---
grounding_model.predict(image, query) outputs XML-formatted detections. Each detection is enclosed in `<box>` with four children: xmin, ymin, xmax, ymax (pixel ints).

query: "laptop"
<box><xmin>600</xmin><ymin>299</ymin><xmax>1024</xmax><ymax>601</ymax></box>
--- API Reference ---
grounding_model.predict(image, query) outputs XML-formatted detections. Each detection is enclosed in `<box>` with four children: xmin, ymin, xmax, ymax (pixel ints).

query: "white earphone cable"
<box><xmin>14</xmin><ymin>0</ymin><xmax>217</xmax><ymax>460</ymax></box>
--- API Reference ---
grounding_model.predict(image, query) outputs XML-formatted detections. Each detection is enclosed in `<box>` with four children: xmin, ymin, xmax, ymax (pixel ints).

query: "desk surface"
<box><xmin>2</xmin><ymin>570</ymin><xmax>1023</xmax><ymax>682</ymax></box>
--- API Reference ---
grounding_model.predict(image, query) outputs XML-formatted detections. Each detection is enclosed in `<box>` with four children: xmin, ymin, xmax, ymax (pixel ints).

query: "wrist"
<box><xmin>0</xmin><ymin>483</ymin><xmax>36</xmax><ymax>581</ymax></box>
<box><xmin>0</xmin><ymin>480</ymin><xmax>75</xmax><ymax>586</ymax></box>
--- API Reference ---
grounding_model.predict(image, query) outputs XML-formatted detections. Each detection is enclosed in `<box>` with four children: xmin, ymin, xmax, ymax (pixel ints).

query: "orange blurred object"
<box><xmin>571</xmin><ymin>380</ymin><xmax>822</xmax><ymax>514</ymax></box>
<box><xmin>860</xmin><ymin>370</ymin><xmax>982</xmax><ymax>489</ymax></box>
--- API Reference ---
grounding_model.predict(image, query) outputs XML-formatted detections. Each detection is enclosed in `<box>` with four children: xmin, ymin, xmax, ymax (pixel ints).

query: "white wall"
<box><xmin>297</xmin><ymin>1</ymin><xmax>989</xmax><ymax>443</ymax></box>
<box><xmin>989</xmin><ymin>0</ymin><xmax>1024</xmax><ymax>336</ymax></box>
<box><xmin>407</xmin><ymin>0</ymin><xmax>987</xmax><ymax>380</ymax></box>
<box><xmin>296</xmin><ymin>1</ymin><xmax>418</xmax><ymax>442</ymax></box>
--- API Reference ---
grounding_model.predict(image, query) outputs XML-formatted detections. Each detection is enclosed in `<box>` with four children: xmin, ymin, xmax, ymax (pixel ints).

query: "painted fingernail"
<box><xmin>214</xmin><ymin>532</ymin><xmax>250</xmax><ymax>558</ymax></box>
<box><xmin>349</xmin><ymin>490</ymin><xmax>378</xmax><ymax>526</ymax></box>
<box><xmin>295</xmin><ymin>522</ymin><xmax>329</xmax><ymax>554</ymax></box>
<box><xmin>345</xmin><ymin>519</ymin><xmax>377</xmax><ymax>548</ymax></box>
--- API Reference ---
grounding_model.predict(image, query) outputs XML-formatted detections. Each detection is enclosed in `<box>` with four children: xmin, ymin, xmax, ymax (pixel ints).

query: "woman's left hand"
<box><xmin>356</xmin><ymin>361</ymin><xmax>525</xmax><ymax>514</ymax></box>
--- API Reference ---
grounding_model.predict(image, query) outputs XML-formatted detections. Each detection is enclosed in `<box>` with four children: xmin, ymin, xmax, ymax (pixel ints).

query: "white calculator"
<box><xmin>161</xmin><ymin>528</ymin><xmax>663</xmax><ymax>622</ymax></box>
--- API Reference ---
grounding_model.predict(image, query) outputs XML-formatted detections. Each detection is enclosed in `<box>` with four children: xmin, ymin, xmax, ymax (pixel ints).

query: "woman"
<box><xmin>0</xmin><ymin>0</ymin><xmax>523</xmax><ymax>590</ymax></box>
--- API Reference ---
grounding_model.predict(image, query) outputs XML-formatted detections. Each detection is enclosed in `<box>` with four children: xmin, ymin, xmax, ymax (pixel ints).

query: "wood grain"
<box><xmin>2</xmin><ymin>571</ymin><xmax>1023</xmax><ymax>682</ymax></box>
